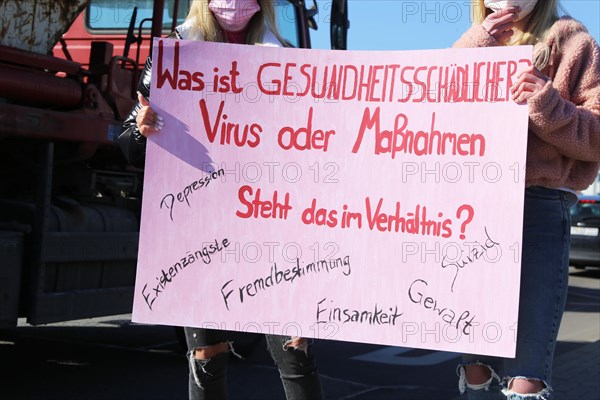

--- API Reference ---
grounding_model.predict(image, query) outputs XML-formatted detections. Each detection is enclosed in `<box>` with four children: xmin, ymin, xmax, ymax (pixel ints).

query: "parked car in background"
<box><xmin>570</xmin><ymin>195</ymin><xmax>600</xmax><ymax>269</ymax></box>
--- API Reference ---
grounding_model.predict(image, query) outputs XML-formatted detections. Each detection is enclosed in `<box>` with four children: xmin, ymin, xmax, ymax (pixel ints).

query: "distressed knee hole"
<box><xmin>188</xmin><ymin>342</ymin><xmax>241</xmax><ymax>390</ymax></box>
<box><xmin>457</xmin><ymin>362</ymin><xmax>500</xmax><ymax>394</ymax></box>
<box><xmin>503</xmin><ymin>377</ymin><xmax>550</xmax><ymax>397</ymax></box>
<box><xmin>283</xmin><ymin>336</ymin><xmax>309</xmax><ymax>355</ymax></box>
<box><xmin>466</xmin><ymin>364</ymin><xmax>493</xmax><ymax>385</ymax></box>
<box><xmin>193</xmin><ymin>342</ymin><xmax>229</xmax><ymax>360</ymax></box>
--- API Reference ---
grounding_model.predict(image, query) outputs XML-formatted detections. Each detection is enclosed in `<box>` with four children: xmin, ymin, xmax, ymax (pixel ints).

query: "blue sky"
<box><xmin>309</xmin><ymin>0</ymin><xmax>600</xmax><ymax>50</ymax></box>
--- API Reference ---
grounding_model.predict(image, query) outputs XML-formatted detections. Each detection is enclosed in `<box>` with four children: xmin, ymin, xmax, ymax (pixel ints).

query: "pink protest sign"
<box><xmin>132</xmin><ymin>38</ymin><xmax>532</xmax><ymax>357</ymax></box>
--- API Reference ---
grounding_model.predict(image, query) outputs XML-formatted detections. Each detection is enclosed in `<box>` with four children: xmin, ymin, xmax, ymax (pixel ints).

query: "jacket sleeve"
<box><xmin>117</xmin><ymin>56</ymin><xmax>153</xmax><ymax>168</ymax></box>
<box><xmin>453</xmin><ymin>25</ymin><xmax>500</xmax><ymax>48</ymax></box>
<box><xmin>528</xmin><ymin>32</ymin><xmax>600</xmax><ymax>162</ymax></box>
<box><xmin>118</xmin><ymin>30</ymin><xmax>182</xmax><ymax>168</ymax></box>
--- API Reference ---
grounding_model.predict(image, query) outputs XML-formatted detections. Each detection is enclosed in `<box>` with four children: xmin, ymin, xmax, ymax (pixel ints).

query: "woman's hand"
<box><xmin>135</xmin><ymin>92</ymin><xmax>164</xmax><ymax>136</ymax></box>
<box><xmin>481</xmin><ymin>7</ymin><xmax>519</xmax><ymax>45</ymax></box>
<box><xmin>511</xmin><ymin>66</ymin><xmax>549</xmax><ymax>103</ymax></box>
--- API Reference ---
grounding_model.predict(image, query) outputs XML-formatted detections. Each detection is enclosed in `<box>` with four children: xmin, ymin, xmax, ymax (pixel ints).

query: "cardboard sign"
<box><xmin>132</xmin><ymin>38</ymin><xmax>531</xmax><ymax>357</ymax></box>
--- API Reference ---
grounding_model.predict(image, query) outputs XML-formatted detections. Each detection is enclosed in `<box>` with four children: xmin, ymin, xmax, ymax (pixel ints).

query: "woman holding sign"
<box><xmin>118</xmin><ymin>1</ymin><xmax>324</xmax><ymax>400</ymax></box>
<box><xmin>453</xmin><ymin>0</ymin><xmax>600</xmax><ymax>399</ymax></box>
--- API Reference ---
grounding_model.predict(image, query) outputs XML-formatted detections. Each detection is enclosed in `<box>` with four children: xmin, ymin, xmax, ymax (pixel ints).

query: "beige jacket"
<box><xmin>454</xmin><ymin>17</ymin><xmax>600</xmax><ymax>191</ymax></box>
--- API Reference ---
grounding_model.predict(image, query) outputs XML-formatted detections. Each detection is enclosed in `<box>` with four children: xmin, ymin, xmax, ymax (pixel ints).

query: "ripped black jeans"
<box><xmin>185</xmin><ymin>327</ymin><xmax>324</xmax><ymax>400</ymax></box>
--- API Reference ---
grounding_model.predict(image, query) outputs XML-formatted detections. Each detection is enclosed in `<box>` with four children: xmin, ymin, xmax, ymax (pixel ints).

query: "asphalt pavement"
<box><xmin>0</xmin><ymin>267</ymin><xmax>598</xmax><ymax>400</ymax></box>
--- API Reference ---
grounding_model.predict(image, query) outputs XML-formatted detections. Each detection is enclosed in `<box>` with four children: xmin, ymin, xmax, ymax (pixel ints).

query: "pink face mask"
<box><xmin>483</xmin><ymin>0</ymin><xmax>538</xmax><ymax>21</ymax></box>
<box><xmin>208</xmin><ymin>0</ymin><xmax>261</xmax><ymax>32</ymax></box>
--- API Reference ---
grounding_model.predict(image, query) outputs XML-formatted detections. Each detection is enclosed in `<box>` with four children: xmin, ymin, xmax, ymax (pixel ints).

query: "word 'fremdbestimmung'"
<box><xmin>220</xmin><ymin>255</ymin><xmax>351</xmax><ymax>310</ymax></box>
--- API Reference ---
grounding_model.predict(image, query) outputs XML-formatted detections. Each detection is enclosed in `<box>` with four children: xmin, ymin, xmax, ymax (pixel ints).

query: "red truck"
<box><xmin>0</xmin><ymin>0</ymin><xmax>348</xmax><ymax>327</ymax></box>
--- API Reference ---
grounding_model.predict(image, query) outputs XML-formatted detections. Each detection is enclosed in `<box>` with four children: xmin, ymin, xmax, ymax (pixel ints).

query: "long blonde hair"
<box><xmin>184</xmin><ymin>0</ymin><xmax>286</xmax><ymax>45</ymax></box>
<box><xmin>471</xmin><ymin>0</ymin><xmax>559</xmax><ymax>45</ymax></box>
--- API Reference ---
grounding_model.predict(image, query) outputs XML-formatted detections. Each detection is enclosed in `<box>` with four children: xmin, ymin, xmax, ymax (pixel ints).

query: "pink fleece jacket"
<box><xmin>454</xmin><ymin>17</ymin><xmax>600</xmax><ymax>191</ymax></box>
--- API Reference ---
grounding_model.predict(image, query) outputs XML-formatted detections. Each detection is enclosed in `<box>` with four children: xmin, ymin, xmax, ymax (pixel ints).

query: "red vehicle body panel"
<box><xmin>53</xmin><ymin>13</ymin><xmax>153</xmax><ymax>67</ymax></box>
